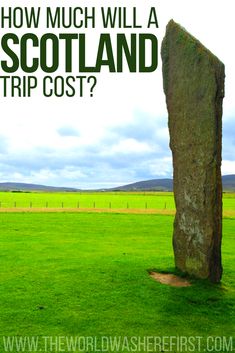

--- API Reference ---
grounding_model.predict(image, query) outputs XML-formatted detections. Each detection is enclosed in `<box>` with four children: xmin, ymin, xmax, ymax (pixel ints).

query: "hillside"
<box><xmin>0</xmin><ymin>182</ymin><xmax>79</xmax><ymax>192</ymax></box>
<box><xmin>0</xmin><ymin>175</ymin><xmax>234</xmax><ymax>192</ymax></box>
<box><xmin>111</xmin><ymin>178</ymin><xmax>173</xmax><ymax>191</ymax></box>
<box><xmin>110</xmin><ymin>175</ymin><xmax>235</xmax><ymax>192</ymax></box>
<box><xmin>222</xmin><ymin>175</ymin><xmax>235</xmax><ymax>191</ymax></box>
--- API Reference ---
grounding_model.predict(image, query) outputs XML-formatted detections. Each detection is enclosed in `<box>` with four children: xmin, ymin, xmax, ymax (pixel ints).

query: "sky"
<box><xmin>0</xmin><ymin>0</ymin><xmax>234</xmax><ymax>189</ymax></box>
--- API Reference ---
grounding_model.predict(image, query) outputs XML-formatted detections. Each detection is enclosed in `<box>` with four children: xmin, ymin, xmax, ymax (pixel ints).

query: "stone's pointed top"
<box><xmin>166</xmin><ymin>19</ymin><xmax>195</xmax><ymax>41</ymax></box>
<box><xmin>161</xmin><ymin>19</ymin><xmax>225</xmax><ymax>97</ymax></box>
<box><xmin>167</xmin><ymin>19</ymin><xmax>179</xmax><ymax>28</ymax></box>
<box><xmin>163</xmin><ymin>19</ymin><xmax>225</xmax><ymax>68</ymax></box>
<box><xmin>165</xmin><ymin>19</ymin><xmax>193</xmax><ymax>35</ymax></box>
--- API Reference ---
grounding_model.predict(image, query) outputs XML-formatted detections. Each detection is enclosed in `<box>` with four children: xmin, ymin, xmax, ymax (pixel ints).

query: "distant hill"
<box><xmin>110</xmin><ymin>178</ymin><xmax>173</xmax><ymax>191</ymax></box>
<box><xmin>0</xmin><ymin>175</ymin><xmax>234</xmax><ymax>192</ymax></box>
<box><xmin>110</xmin><ymin>175</ymin><xmax>235</xmax><ymax>192</ymax></box>
<box><xmin>222</xmin><ymin>175</ymin><xmax>235</xmax><ymax>191</ymax></box>
<box><xmin>0</xmin><ymin>182</ymin><xmax>79</xmax><ymax>192</ymax></box>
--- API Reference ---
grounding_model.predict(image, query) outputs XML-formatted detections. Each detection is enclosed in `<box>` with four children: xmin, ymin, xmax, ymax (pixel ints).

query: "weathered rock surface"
<box><xmin>161</xmin><ymin>20</ymin><xmax>225</xmax><ymax>282</ymax></box>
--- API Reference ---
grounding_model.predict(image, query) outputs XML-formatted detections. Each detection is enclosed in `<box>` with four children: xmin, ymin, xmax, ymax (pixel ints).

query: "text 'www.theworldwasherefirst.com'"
<box><xmin>1</xmin><ymin>335</ymin><xmax>234</xmax><ymax>352</ymax></box>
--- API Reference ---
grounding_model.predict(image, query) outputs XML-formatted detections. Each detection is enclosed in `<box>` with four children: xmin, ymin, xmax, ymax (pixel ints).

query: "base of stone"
<box><xmin>149</xmin><ymin>271</ymin><xmax>191</xmax><ymax>287</ymax></box>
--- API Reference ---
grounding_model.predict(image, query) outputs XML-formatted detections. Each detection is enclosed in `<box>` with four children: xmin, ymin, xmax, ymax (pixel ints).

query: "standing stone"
<box><xmin>161</xmin><ymin>20</ymin><xmax>225</xmax><ymax>282</ymax></box>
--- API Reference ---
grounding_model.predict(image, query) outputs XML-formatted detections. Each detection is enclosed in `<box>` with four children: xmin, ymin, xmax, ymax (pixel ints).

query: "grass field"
<box><xmin>0</xmin><ymin>191</ymin><xmax>235</xmax><ymax>214</ymax></box>
<box><xmin>0</xmin><ymin>191</ymin><xmax>175</xmax><ymax>210</ymax></box>
<box><xmin>0</xmin><ymin>210</ymin><xmax>234</xmax><ymax>353</ymax></box>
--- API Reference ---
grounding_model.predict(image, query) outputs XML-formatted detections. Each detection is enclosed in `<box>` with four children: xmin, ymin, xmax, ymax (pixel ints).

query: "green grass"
<box><xmin>0</xmin><ymin>212</ymin><xmax>234</xmax><ymax>353</ymax></box>
<box><xmin>0</xmin><ymin>191</ymin><xmax>175</xmax><ymax>209</ymax></box>
<box><xmin>0</xmin><ymin>191</ymin><xmax>235</xmax><ymax>211</ymax></box>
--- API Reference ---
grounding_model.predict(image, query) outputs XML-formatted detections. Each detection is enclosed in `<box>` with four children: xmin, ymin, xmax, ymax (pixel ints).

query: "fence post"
<box><xmin>164</xmin><ymin>202</ymin><xmax>167</xmax><ymax>209</ymax></box>
<box><xmin>127</xmin><ymin>202</ymin><xmax>129</xmax><ymax>209</ymax></box>
<box><xmin>30</xmin><ymin>202</ymin><xmax>32</xmax><ymax>208</ymax></box>
<box><xmin>62</xmin><ymin>202</ymin><xmax>64</xmax><ymax>208</ymax></box>
<box><xmin>93</xmin><ymin>202</ymin><xmax>95</xmax><ymax>208</ymax></box>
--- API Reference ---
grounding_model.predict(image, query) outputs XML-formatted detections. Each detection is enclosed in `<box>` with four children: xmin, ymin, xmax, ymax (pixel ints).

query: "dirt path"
<box><xmin>0</xmin><ymin>207</ymin><xmax>176</xmax><ymax>215</ymax></box>
<box><xmin>0</xmin><ymin>207</ymin><xmax>234</xmax><ymax>217</ymax></box>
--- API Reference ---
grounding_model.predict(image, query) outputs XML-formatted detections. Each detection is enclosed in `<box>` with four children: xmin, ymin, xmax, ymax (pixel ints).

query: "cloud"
<box><xmin>0</xmin><ymin>135</ymin><xmax>8</xmax><ymax>154</ymax></box>
<box><xmin>222</xmin><ymin>117</ymin><xmax>235</xmax><ymax>160</ymax></box>
<box><xmin>57</xmin><ymin>126</ymin><xmax>80</xmax><ymax>137</ymax></box>
<box><xmin>0</xmin><ymin>111</ymin><xmax>172</xmax><ymax>188</ymax></box>
<box><xmin>0</xmin><ymin>109</ymin><xmax>234</xmax><ymax>188</ymax></box>
<box><xmin>222</xmin><ymin>161</ymin><xmax>235</xmax><ymax>176</ymax></box>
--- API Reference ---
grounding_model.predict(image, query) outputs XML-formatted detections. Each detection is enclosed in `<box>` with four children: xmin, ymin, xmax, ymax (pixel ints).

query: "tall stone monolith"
<box><xmin>161</xmin><ymin>20</ymin><xmax>225</xmax><ymax>282</ymax></box>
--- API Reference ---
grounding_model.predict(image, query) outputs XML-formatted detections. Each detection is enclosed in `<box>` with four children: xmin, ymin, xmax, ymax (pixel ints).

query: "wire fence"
<box><xmin>0</xmin><ymin>200</ymin><xmax>170</xmax><ymax>210</ymax></box>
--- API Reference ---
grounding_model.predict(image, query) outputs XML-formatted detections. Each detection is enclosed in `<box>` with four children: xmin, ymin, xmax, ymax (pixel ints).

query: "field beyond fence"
<box><xmin>0</xmin><ymin>191</ymin><xmax>234</xmax><ymax>216</ymax></box>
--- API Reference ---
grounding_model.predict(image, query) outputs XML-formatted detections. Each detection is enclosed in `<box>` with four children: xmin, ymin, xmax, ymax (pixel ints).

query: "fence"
<box><xmin>0</xmin><ymin>200</ymin><xmax>169</xmax><ymax>210</ymax></box>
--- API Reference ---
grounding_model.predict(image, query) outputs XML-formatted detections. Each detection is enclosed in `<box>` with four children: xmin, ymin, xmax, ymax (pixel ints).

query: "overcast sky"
<box><xmin>0</xmin><ymin>0</ymin><xmax>234</xmax><ymax>188</ymax></box>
